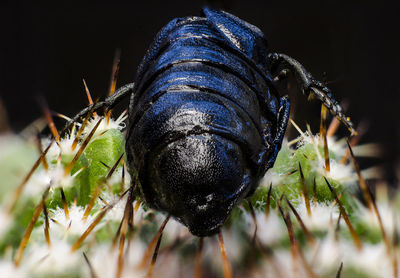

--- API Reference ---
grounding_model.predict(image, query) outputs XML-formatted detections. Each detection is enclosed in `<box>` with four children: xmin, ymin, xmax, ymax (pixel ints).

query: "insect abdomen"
<box><xmin>126</xmin><ymin>15</ymin><xmax>276</xmax><ymax>235</ymax></box>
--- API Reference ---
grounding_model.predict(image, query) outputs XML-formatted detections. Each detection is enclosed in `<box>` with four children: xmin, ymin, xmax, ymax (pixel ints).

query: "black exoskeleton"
<box><xmin>65</xmin><ymin>8</ymin><xmax>354</xmax><ymax>236</ymax></box>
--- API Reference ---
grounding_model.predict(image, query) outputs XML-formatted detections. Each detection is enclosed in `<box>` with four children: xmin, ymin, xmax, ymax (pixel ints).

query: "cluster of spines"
<box><xmin>0</xmin><ymin>56</ymin><xmax>397</xmax><ymax>277</ymax></box>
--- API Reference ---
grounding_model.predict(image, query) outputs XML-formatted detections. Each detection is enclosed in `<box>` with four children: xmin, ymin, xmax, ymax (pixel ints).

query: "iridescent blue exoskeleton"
<box><xmin>66</xmin><ymin>8</ymin><xmax>354</xmax><ymax>236</ymax></box>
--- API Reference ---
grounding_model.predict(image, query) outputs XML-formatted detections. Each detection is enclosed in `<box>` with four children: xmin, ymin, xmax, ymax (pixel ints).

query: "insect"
<box><xmin>66</xmin><ymin>7</ymin><xmax>354</xmax><ymax>236</ymax></box>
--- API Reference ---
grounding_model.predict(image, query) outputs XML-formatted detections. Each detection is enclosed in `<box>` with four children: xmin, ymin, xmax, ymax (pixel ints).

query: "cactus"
<box><xmin>0</xmin><ymin>89</ymin><xmax>397</xmax><ymax>278</ymax></box>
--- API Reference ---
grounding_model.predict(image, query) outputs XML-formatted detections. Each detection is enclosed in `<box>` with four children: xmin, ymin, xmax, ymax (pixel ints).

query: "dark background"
<box><xmin>1</xmin><ymin>0</ymin><xmax>399</xmax><ymax>183</ymax></box>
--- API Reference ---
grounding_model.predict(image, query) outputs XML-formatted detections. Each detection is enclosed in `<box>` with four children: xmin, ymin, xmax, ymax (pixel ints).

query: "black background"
<box><xmin>1</xmin><ymin>0</ymin><xmax>399</xmax><ymax>183</ymax></box>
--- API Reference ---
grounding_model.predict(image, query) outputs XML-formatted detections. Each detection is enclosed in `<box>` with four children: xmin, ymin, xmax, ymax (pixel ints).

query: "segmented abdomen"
<box><xmin>127</xmin><ymin>16</ymin><xmax>279</xmax><ymax>180</ymax></box>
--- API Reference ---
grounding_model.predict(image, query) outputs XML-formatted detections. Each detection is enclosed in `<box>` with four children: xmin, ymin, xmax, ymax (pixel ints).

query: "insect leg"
<box><xmin>273</xmin><ymin>69</ymin><xmax>290</xmax><ymax>82</ymax></box>
<box><xmin>267</xmin><ymin>53</ymin><xmax>355</xmax><ymax>134</ymax></box>
<box><xmin>265</xmin><ymin>95</ymin><xmax>290</xmax><ymax>170</ymax></box>
<box><xmin>61</xmin><ymin>83</ymin><xmax>134</xmax><ymax>134</ymax></box>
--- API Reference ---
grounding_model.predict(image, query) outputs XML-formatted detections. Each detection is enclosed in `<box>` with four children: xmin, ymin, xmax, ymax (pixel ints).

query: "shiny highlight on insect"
<box><xmin>67</xmin><ymin>7</ymin><xmax>354</xmax><ymax>237</ymax></box>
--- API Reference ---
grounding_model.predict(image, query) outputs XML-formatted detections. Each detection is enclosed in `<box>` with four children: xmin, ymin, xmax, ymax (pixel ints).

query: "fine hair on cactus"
<box><xmin>0</xmin><ymin>53</ymin><xmax>397</xmax><ymax>278</ymax></box>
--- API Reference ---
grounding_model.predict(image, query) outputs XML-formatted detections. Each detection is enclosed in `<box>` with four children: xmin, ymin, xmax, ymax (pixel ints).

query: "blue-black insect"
<box><xmin>67</xmin><ymin>7</ymin><xmax>354</xmax><ymax>236</ymax></box>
